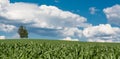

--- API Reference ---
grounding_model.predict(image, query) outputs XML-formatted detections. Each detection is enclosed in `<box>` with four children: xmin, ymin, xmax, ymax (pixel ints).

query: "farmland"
<box><xmin>0</xmin><ymin>39</ymin><xmax>120</xmax><ymax>59</ymax></box>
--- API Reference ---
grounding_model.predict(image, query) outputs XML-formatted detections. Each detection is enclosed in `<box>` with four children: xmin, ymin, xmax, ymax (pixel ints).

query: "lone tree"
<box><xmin>18</xmin><ymin>25</ymin><xmax>28</xmax><ymax>38</ymax></box>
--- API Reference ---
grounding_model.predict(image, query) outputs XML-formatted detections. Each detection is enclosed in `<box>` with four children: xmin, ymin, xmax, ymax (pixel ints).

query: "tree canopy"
<box><xmin>18</xmin><ymin>26</ymin><xmax>28</xmax><ymax>38</ymax></box>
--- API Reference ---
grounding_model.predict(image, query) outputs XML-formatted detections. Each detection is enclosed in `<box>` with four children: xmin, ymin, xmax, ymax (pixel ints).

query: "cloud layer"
<box><xmin>0</xmin><ymin>23</ymin><xmax>16</xmax><ymax>32</ymax></box>
<box><xmin>89</xmin><ymin>7</ymin><xmax>98</xmax><ymax>15</ymax></box>
<box><xmin>0</xmin><ymin>36</ymin><xmax>5</xmax><ymax>39</ymax></box>
<box><xmin>103</xmin><ymin>4</ymin><xmax>120</xmax><ymax>26</ymax></box>
<box><xmin>0</xmin><ymin>0</ymin><xmax>88</xmax><ymax>40</ymax></box>
<box><xmin>83</xmin><ymin>24</ymin><xmax>120</xmax><ymax>42</ymax></box>
<box><xmin>0</xmin><ymin>0</ymin><xmax>88</xmax><ymax>29</ymax></box>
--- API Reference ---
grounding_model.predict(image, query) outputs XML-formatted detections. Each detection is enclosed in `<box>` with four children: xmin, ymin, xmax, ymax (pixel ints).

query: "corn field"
<box><xmin>0</xmin><ymin>39</ymin><xmax>120</xmax><ymax>59</ymax></box>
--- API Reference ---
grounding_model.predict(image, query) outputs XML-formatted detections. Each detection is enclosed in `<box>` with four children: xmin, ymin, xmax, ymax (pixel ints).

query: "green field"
<box><xmin>0</xmin><ymin>39</ymin><xmax>120</xmax><ymax>59</ymax></box>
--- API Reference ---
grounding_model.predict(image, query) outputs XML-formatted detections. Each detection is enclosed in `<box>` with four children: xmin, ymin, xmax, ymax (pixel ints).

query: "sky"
<box><xmin>0</xmin><ymin>0</ymin><xmax>120</xmax><ymax>42</ymax></box>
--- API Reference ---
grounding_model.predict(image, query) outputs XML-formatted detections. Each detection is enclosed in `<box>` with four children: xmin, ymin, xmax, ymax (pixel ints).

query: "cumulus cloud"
<box><xmin>31</xmin><ymin>5</ymin><xmax>88</xmax><ymax>28</ymax></box>
<box><xmin>61</xmin><ymin>28</ymin><xmax>83</xmax><ymax>38</ymax></box>
<box><xmin>0</xmin><ymin>0</ymin><xmax>90</xmax><ymax>41</ymax></box>
<box><xmin>83</xmin><ymin>24</ymin><xmax>120</xmax><ymax>42</ymax></box>
<box><xmin>0</xmin><ymin>0</ymin><xmax>89</xmax><ymax>28</ymax></box>
<box><xmin>0</xmin><ymin>36</ymin><xmax>5</xmax><ymax>39</ymax></box>
<box><xmin>0</xmin><ymin>23</ymin><xmax>16</xmax><ymax>32</ymax></box>
<box><xmin>62</xmin><ymin>37</ymin><xmax>79</xmax><ymax>41</ymax></box>
<box><xmin>0</xmin><ymin>0</ymin><xmax>9</xmax><ymax>7</ymax></box>
<box><xmin>103</xmin><ymin>4</ymin><xmax>120</xmax><ymax>26</ymax></box>
<box><xmin>0</xmin><ymin>2</ymin><xmax>40</xmax><ymax>23</ymax></box>
<box><xmin>89</xmin><ymin>7</ymin><xmax>98</xmax><ymax>15</ymax></box>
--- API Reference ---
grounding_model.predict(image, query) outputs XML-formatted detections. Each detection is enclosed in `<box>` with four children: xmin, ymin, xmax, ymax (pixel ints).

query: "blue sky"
<box><xmin>0</xmin><ymin>0</ymin><xmax>120</xmax><ymax>42</ymax></box>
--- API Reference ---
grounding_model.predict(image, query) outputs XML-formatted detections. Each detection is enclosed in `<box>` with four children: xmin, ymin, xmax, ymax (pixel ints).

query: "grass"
<box><xmin>0</xmin><ymin>39</ymin><xmax>120</xmax><ymax>59</ymax></box>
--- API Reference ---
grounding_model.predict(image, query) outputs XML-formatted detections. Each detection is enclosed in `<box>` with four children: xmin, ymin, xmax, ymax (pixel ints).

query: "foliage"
<box><xmin>0</xmin><ymin>39</ymin><xmax>120</xmax><ymax>59</ymax></box>
<box><xmin>18</xmin><ymin>26</ymin><xmax>28</xmax><ymax>38</ymax></box>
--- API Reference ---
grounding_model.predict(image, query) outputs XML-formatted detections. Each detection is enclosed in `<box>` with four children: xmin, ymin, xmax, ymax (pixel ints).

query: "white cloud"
<box><xmin>103</xmin><ymin>4</ymin><xmax>120</xmax><ymax>26</ymax></box>
<box><xmin>0</xmin><ymin>2</ymin><xmax>39</xmax><ymax>23</ymax></box>
<box><xmin>62</xmin><ymin>37</ymin><xmax>79</xmax><ymax>41</ymax></box>
<box><xmin>83</xmin><ymin>24</ymin><xmax>120</xmax><ymax>42</ymax></box>
<box><xmin>0</xmin><ymin>36</ymin><xmax>5</xmax><ymax>39</ymax></box>
<box><xmin>0</xmin><ymin>1</ymin><xmax>89</xmax><ymax>28</ymax></box>
<box><xmin>83</xmin><ymin>24</ymin><xmax>115</xmax><ymax>37</ymax></box>
<box><xmin>59</xmin><ymin>28</ymin><xmax>85</xmax><ymax>41</ymax></box>
<box><xmin>0</xmin><ymin>0</ymin><xmax>9</xmax><ymax>7</ymax></box>
<box><xmin>61</xmin><ymin>28</ymin><xmax>83</xmax><ymax>38</ymax></box>
<box><xmin>89</xmin><ymin>7</ymin><xmax>98</xmax><ymax>15</ymax></box>
<box><xmin>30</xmin><ymin>5</ymin><xmax>89</xmax><ymax>28</ymax></box>
<box><xmin>0</xmin><ymin>23</ymin><xmax>16</xmax><ymax>32</ymax></box>
<box><xmin>0</xmin><ymin>0</ymin><xmax>91</xmax><ymax>40</ymax></box>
